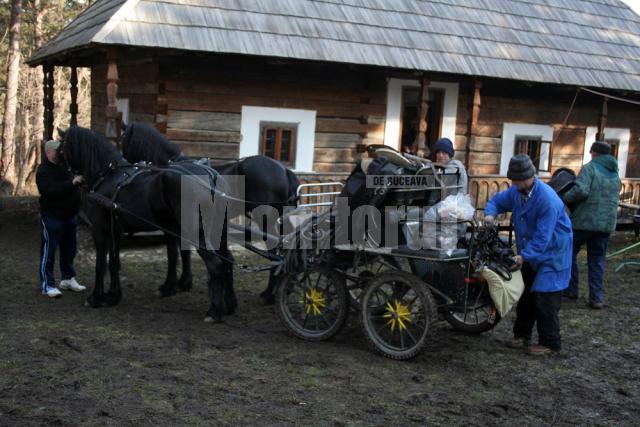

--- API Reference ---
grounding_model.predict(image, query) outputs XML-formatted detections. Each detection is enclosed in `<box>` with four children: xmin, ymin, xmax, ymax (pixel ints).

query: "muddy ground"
<box><xmin>0</xmin><ymin>210</ymin><xmax>639</xmax><ymax>426</ymax></box>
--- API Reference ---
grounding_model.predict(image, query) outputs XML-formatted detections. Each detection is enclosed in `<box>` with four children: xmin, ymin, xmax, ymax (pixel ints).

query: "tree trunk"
<box><xmin>1</xmin><ymin>0</ymin><xmax>23</xmax><ymax>194</ymax></box>
<box><xmin>16</xmin><ymin>0</ymin><xmax>45</xmax><ymax>194</ymax></box>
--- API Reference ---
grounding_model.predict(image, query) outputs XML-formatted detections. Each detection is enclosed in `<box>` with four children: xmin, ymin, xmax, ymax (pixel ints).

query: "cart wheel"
<box><xmin>277</xmin><ymin>266</ymin><xmax>349</xmax><ymax>341</ymax></box>
<box><xmin>444</xmin><ymin>281</ymin><xmax>500</xmax><ymax>334</ymax></box>
<box><xmin>346</xmin><ymin>256</ymin><xmax>407</xmax><ymax>309</ymax></box>
<box><xmin>361</xmin><ymin>271</ymin><xmax>437</xmax><ymax>360</ymax></box>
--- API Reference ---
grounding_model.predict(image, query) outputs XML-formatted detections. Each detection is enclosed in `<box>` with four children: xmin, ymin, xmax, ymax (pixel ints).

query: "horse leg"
<box><xmin>158</xmin><ymin>232</ymin><xmax>179</xmax><ymax>297</ymax></box>
<box><xmin>178</xmin><ymin>249</ymin><xmax>193</xmax><ymax>292</ymax></box>
<box><xmin>86</xmin><ymin>231</ymin><xmax>108</xmax><ymax>308</ymax></box>
<box><xmin>104</xmin><ymin>235</ymin><xmax>122</xmax><ymax>306</ymax></box>
<box><xmin>220</xmin><ymin>248</ymin><xmax>237</xmax><ymax>315</ymax></box>
<box><xmin>198</xmin><ymin>249</ymin><xmax>225</xmax><ymax>323</ymax></box>
<box><xmin>258</xmin><ymin>249</ymin><xmax>279</xmax><ymax>306</ymax></box>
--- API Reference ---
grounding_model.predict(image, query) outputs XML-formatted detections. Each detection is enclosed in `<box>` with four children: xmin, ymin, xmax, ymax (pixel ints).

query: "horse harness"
<box><xmin>84</xmin><ymin>160</ymin><xmax>258</xmax><ymax>270</ymax></box>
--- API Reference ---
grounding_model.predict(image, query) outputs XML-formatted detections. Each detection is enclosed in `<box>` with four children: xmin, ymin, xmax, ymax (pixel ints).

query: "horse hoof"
<box><xmin>178</xmin><ymin>278</ymin><xmax>193</xmax><ymax>292</ymax></box>
<box><xmin>158</xmin><ymin>285</ymin><xmax>177</xmax><ymax>298</ymax></box>
<box><xmin>104</xmin><ymin>293</ymin><xmax>121</xmax><ymax>306</ymax></box>
<box><xmin>258</xmin><ymin>295</ymin><xmax>275</xmax><ymax>306</ymax></box>
<box><xmin>85</xmin><ymin>295</ymin><xmax>102</xmax><ymax>308</ymax></box>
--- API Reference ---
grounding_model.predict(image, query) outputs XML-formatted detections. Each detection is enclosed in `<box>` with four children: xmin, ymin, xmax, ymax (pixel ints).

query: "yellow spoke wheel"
<box><xmin>277</xmin><ymin>266</ymin><xmax>349</xmax><ymax>342</ymax></box>
<box><xmin>361</xmin><ymin>271</ymin><xmax>436</xmax><ymax>360</ymax></box>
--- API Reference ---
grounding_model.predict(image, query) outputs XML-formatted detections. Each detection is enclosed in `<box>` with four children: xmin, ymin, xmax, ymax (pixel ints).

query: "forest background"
<box><xmin>0</xmin><ymin>0</ymin><xmax>90</xmax><ymax>195</ymax></box>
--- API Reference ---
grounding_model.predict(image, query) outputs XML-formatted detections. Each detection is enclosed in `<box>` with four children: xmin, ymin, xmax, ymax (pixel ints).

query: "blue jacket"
<box><xmin>485</xmin><ymin>178</ymin><xmax>572</xmax><ymax>292</ymax></box>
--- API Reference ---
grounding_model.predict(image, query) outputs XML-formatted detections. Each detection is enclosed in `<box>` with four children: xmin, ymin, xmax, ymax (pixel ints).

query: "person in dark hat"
<box><xmin>562</xmin><ymin>141</ymin><xmax>621</xmax><ymax>309</ymax></box>
<box><xmin>434</xmin><ymin>137</ymin><xmax>468</xmax><ymax>193</ymax></box>
<box><xmin>484</xmin><ymin>154</ymin><xmax>573</xmax><ymax>355</ymax></box>
<box><xmin>36</xmin><ymin>140</ymin><xmax>86</xmax><ymax>298</ymax></box>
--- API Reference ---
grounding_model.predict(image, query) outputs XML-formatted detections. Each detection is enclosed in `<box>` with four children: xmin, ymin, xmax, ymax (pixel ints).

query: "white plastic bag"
<box><xmin>424</xmin><ymin>193</ymin><xmax>475</xmax><ymax>223</ymax></box>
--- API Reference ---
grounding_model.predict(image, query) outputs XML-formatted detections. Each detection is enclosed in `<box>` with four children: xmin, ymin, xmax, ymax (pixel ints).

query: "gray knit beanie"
<box><xmin>590</xmin><ymin>141</ymin><xmax>611</xmax><ymax>155</ymax></box>
<box><xmin>507</xmin><ymin>154</ymin><xmax>536</xmax><ymax>180</ymax></box>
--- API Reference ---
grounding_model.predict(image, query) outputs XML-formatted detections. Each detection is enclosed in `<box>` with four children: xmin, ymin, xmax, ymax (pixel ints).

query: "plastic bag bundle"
<box><xmin>424</xmin><ymin>193</ymin><xmax>475</xmax><ymax>223</ymax></box>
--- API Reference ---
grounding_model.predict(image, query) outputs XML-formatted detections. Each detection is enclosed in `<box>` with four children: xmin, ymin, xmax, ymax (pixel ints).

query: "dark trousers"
<box><xmin>568</xmin><ymin>229</ymin><xmax>609</xmax><ymax>304</ymax></box>
<box><xmin>39</xmin><ymin>214</ymin><xmax>78</xmax><ymax>291</ymax></box>
<box><xmin>513</xmin><ymin>264</ymin><xmax>563</xmax><ymax>350</ymax></box>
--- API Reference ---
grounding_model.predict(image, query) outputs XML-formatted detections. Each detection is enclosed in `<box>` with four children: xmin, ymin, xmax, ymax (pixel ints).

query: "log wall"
<box><xmin>155</xmin><ymin>56</ymin><xmax>387</xmax><ymax>170</ymax></box>
<box><xmin>89</xmin><ymin>52</ymin><xmax>639</xmax><ymax>177</ymax></box>
<box><xmin>456</xmin><ymin>80</ymin><xmax>640</xmax><ymax>177</ymax></box>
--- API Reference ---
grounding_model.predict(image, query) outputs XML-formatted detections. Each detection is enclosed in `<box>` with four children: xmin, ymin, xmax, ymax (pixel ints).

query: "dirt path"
<box><xmin>1</xmin><ymin>211</ymin><xmax>639</xmax><ymax>425</ymax></box>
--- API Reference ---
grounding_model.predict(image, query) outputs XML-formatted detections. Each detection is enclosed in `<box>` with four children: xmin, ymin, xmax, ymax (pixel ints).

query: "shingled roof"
<box><xmin>29</xmin><ymin>0</ymin><xmax>640</xmax><ymax>92</ymax></box>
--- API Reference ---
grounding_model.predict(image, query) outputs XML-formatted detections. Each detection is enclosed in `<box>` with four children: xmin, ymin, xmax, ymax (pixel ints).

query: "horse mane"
<box><xmin>121</xmin><ymin>122</ymin><xmax>184</xmax><ymax>166</ymax></box>
<box><xmin>63</xmin><ymin>126</ymin><xmax>128</xmax><ymax>185</ymax></box>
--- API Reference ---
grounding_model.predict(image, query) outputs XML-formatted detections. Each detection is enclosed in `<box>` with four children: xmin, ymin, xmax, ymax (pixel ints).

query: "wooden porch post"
<box><xmin>465</xmin><ymin>79</ymin><xmax>482</xmax><ymax>170</ymax></box>
<box><xmin>69</xmin><ymin>66</ymin><xmax>78</xmax><ymax>127</ymax></box>
<box><xmin>596</xmin><ymin>97</ymin><xmax>608</xmax><ymax>141</ymax></box>
<box><xmin>105</xmin><ymin>48</ymin><xmax>120</xmax><ymax>148</ymax></box>
<box><xmin>43</xmin><ymin>63</ymin><xmax>54</xmax><ymax>141</ymax></box>
<box><xmin>415</xmin><ymin>74</ymin><xmax>430</xmax><ymax>158</ymax></box>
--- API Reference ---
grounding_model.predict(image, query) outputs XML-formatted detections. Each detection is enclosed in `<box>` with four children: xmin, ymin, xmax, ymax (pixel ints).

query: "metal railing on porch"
<box><xmin>296</xmin><ymin>172</ymin><xmax>640</xmax><ymax>225</ymax></box>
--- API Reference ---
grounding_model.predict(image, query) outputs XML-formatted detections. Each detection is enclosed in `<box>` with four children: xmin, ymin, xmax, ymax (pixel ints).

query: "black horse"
<box><xmin>60</xmin><ymin>126</ymin><xmax>235</xmax><ymax>322</ymax></box>
<box><xmin>121</xmin><ymin>122</ymin><xmax>299</xmax><ymax>304</ymax></box>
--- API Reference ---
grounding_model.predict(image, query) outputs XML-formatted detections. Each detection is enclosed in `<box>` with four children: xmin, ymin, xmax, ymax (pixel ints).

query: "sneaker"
<box><xmin>42</xmin><ymin>286</ymin><xmax>62</xmax><ymax>298</ymax></box>
<box><xmin>59</xmin><ymin>277</ymin><xmax>86</xmax><ymax>292</ymax></box>
<box><xmin>526</xmin><ymin>344</ymin><xmax>554</xmax><ymax>355</ymax></box>
<box><xmin>589</xmin><ymin>301</ymin><xmax>604</xmax><ymax>309</ymax></box>
<box><xmin>505</xmin><ymin>336</ymin><xmax>530</xmax><ymax>349</ymax></box>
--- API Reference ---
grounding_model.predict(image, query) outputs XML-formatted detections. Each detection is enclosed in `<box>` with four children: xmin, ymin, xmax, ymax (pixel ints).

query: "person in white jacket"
<box><xmin>434</xmin><ymin>138</ymin><xmax>468</xmax><ymax>194</ymax></box>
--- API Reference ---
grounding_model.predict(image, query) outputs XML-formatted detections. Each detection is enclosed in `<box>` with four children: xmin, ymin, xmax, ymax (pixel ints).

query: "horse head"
<box><xmin>121</xmin><ymin>121</ymin><xmax>183</xmax><ymax>166</ymax></box>
<box><xmin>60</xmin><ymin>126</ymin><xmax>126</xmax><ymax>186</ymax></box>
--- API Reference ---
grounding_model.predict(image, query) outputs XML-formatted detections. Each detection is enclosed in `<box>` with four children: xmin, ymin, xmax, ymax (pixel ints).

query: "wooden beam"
<box><xmin>69</xmin><ymin>66</ymin><xmax>78</xmax><ymax>126</ymax></box>
<box><xmin>105</xmin><ymin>48</ymin><xmax>120</xmax><ymax>148</ymax></box>
<box><xmin>597</xmin><ymin>97</ymin><xmax>608</xmax><ymax>141</ymax></box>
<box><xmin>43</xmin><ymin>64</ymin><xmax>54</xmax><ymax>141</ymax></box>
<box><xmin>155</xmin><ymin>82</ymin><xmax>168</xmax><ymax>134</ymax></box>
<box><xmin>415</xmin><ymin>74</ymin><xmax>430</xmax><ymax>157</ymax></box>
<box><xmin>465</xmin><ymin>79</ymin><xmax>482</xmax><ymax>169</ymax></box>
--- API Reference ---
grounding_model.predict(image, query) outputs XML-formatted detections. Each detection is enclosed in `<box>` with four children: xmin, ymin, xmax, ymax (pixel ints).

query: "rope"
<box><xmin>579</xmin><ymin>87</ymin><xmax>640</xmax><ymax>106</ymax></box>
<box><xmin>606</xmin><ymin>240</ymin><xmax>640</xmax><ymax>259</ymax></box>
<box><xmin>168</xmin><ymin>159</ymin><xmax>298</xmax><ymax>206</ymax></box>
<box><xmin>87</xmin><ymin>191</ymin><xmax>243</xmax><ymax>267</ymax></box>
<box><xmin>551</xmin><ymin>88</ymin><xmax>581</xmax><ymax>146</ymax></box>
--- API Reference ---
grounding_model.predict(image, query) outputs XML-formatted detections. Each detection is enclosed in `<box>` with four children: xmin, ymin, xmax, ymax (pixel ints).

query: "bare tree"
<box><xmin>16</xmin><ymin>0</ymin><xmax>44</xmax><ymax>194</ymax></box>
<box><xmin>1</xmin><ymin>0</ymin><xmax>23</xmax><ymax>194</ymax></box>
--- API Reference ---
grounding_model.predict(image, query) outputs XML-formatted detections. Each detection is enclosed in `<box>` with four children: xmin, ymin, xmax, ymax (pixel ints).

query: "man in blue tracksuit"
<box><xmin>484</xmin><ymin>154</ymin><xmax>573</xmax><ymax>354</ymax></box>
<box><xmin>36</xmin><ymin>140</ymin><xmax>86</xmax><ymax>298</ymax></box>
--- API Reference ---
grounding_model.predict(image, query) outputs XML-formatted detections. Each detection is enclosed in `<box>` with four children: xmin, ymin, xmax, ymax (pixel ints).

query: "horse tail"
<box><xmin>285</xmin><ymin>168</ymin><xmax>300</xmax><ymax>205</ymax></box>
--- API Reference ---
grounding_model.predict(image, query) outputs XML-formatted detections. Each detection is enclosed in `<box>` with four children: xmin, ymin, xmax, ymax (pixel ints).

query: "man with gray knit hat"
<box><xmin>562</xmin><ymin>141</ymin><xmax>621</xmax><ymax>309</ymax></box>
<box><xmin>484</xmin><ymin>154</ymin><xmax>573</xmax><ymax>354</ymax></box>
<box><xmin>36</xmin><ymin>139</ymin><xmax>86</xmax><ymax>298</ymax></box>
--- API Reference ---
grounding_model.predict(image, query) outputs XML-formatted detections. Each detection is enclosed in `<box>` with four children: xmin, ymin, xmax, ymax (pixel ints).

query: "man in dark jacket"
<box><xmin>484</xmin><ymin>154</ymin><xmax>572</xmax><ymax>355</ymax></box>
<box><xmin>36</xmin><ymin>140</ymin><xmax>86</xmax><ymax>298</ymax></box>
<box><xmin>562</xmin><ymin>141</ymin><xmax>621</xmax><ymax>309</ymax></box>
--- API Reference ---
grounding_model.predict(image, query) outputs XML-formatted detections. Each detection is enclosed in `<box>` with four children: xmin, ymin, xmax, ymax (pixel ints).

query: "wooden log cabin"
<box><xmin>28</xmin><ymin>0</ymin><xmax>640</xmax><ymax>211</ymax></box>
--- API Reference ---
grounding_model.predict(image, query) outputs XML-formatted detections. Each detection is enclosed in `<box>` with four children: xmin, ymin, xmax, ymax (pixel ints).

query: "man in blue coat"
<box><xmin>484</xmin><ymin>154</ymin><xmax>572</xmax><ymax>354</ymax></box>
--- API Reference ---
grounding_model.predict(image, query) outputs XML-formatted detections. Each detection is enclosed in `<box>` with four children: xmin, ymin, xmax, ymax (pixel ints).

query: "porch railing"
<box><xmin>296</xmin><ymin>172</ymin><xmax>640</xmax><ymax>224</ymax></box>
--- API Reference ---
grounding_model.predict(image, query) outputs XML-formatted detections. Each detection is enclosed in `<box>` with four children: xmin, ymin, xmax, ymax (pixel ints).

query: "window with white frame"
<box><xmin>384</xmin><ymin>79</ymin><xmax>459</xmax><ymax>152</ymax></box>
<box><xmin>583</xmin><ymin>127</ymin><xmax>629</xmax><ymax>178</ymax></box>
<box><xmin>240</xmin><ymin>106</ymin><xmax>316</xmax><ymax>172</ymax></box>
<box><xmin>500</xmin><ymin>123</ymin><xmax>554</xmax><ymax>176</ymax></box>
